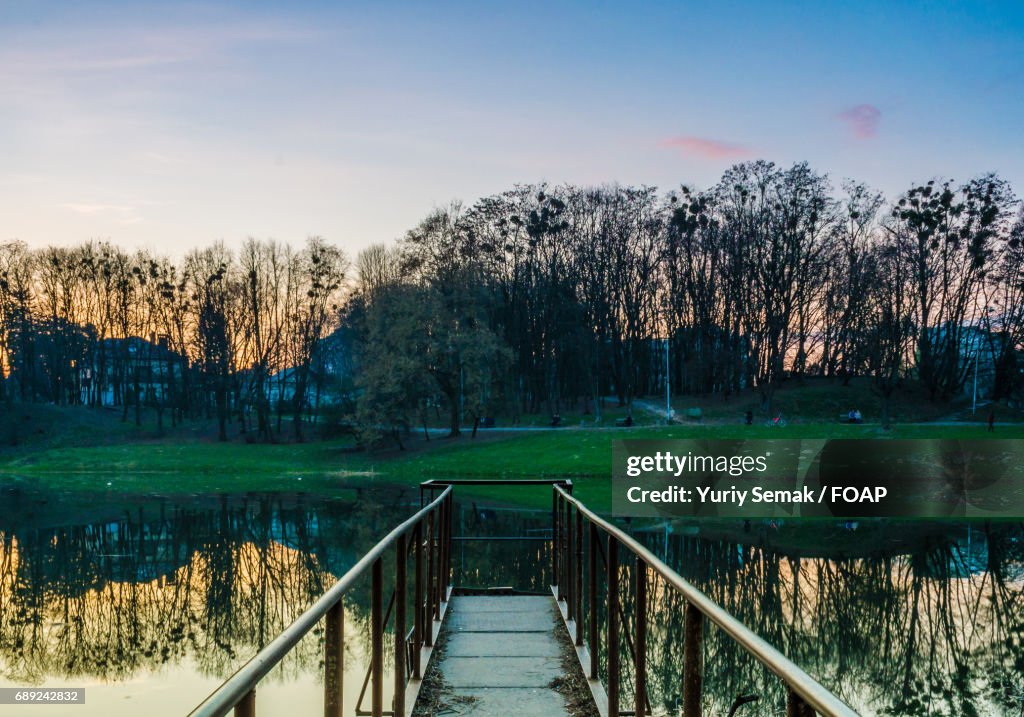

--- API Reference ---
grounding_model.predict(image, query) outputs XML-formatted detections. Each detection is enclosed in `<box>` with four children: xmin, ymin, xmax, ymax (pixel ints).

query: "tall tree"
<box><xmin>820</xmin><ymin>182</ymin><xmax>885</xmax><ymax>380</ymax></box>
<box><xmin>238</xmin><ymin>239</ymin><xmax>293</xmax><ymax>441</ymax></box>
<box><xmin>0</xmin><ymin>242</ymin><xmax>36</xmax><ymax>402</ymax></box>
<box><xmin>866</xmin><ymin>234</ymin><xmax>915</xmax><ymax>428</ymax></box>
<box><xmin>715</xmin><ymin>161</ymin><xmax>834</xmax><ymax>411</ymax></box>
<box><xmin>287</xmin><ymin>237</ymin><xmax>347</xmax><ymax>441</ymax></box>
<box><xmin>187</xmin><ymin>245</ymin><xmax>236</xmax><ymax>442</ymax></box>
<box><xmin>893</xmin><ymin>176</ymin><xmax>1016</xmax><ymax>398</ymax></box>
<box><xmin>401</xmin><ymin>205</ymin><xmax>511</xmax><ymax>435</ymax></box>
<box><xmin>354</xmin><ymin>282</ymin><xmax>435</xmax><ymax>447</ymax></box>
<box><xmin>978</xmin><ymin>208</ymin><xmax>1024</xmax><ymax>401</ymax></box>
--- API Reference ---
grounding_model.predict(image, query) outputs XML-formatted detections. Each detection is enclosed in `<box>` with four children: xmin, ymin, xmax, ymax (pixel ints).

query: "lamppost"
<box><xmin>660</xmin><ymin>300</ymin><xmax>674</xmax><ymax>425</ymax></box>
<box><xmin>664</xmin><ymin>336</ymin><xmax>671</xmax><ymax>424</ymax></box>
<box><xmin>972</xmin><ymin>345</ymin><xmax>979</xmax><ymax>415</ymax></box>
<box><xmin>972</xmin><ymin>306</ymin><xmax>994</xmax><ymax>415</ymax></box>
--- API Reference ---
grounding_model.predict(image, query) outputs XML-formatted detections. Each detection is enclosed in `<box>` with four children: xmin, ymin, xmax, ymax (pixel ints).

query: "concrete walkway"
<box><xmin>431</xmin><ymin>595</ymin><xmax>571</xmax><ymax>716</ymax></box>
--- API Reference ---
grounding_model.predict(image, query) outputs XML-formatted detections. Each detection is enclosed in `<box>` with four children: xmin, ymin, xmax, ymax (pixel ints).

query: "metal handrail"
<box><xmin>553</xmin><ymin>485</ymin><xmax>859</xmax><ymax>717</ymax></box>
<box><xmin>189</xmin><ymin>485</ymin><xmax>453</xmax><ymax>717</ymax></box>
<box><xmin>188</xmin><ymin>478</ymin><xmax>855</xmax><ymax>717</ymax></box>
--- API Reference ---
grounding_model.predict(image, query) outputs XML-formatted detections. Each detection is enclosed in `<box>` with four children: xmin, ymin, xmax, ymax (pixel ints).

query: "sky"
<box><xmin>1</xmin><ymin>0</ymin><xmax>1022</xmax><ymax>257</ymax></box>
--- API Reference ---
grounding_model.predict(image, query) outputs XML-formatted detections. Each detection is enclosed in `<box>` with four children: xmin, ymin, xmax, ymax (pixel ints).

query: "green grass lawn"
<box><xmin>665</xmin><ymin>376</ymin><xmax>1020</xmax><ymax>424</ymax></box>
<box><xmin>3</xmin><ymin>419</ymin><xmax>1020</xmax><ymax>511</ymax></box>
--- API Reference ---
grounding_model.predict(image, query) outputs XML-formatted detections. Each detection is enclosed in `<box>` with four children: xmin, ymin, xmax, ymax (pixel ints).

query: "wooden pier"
<box><xmin>189</xmin><ymin>479</ymin><xmax>859</xmax><ymax>717</ymax></box>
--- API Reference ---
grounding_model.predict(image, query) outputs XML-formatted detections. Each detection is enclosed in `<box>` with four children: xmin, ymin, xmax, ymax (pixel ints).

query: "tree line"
<box><xmin>3</xmin><ymin>160</ymin><xmax>1023</xmax><ymax>442</ymax></box>
<box><xmin>0</xmin><ymin>237</ymin><xmax>347</xmax><ymax>441</ymax></box>
<box><xmin>348</xmin><ymin>160</ymin><xmax>1023</xmax><ymax>438</ymax></box>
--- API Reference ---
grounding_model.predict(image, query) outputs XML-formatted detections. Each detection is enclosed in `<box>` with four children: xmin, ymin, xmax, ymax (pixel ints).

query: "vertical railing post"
<box><xmin>436</xmin><ymin>495</ymin><xmax>444</xmax><ymax>600</ymax></box>
<box><xmin>394</xmin><ymin>533</ymin><xmax>407</xmax><ymax>717</ymax></box>
<box><xmin>574</xmin><ymin>508</ymin><xmax>583</xmax><ymax>647</ymax></box>
<box><xmin>682</xmin><ymin>601</ymin><xmax>703</xmax><ymax>717</ymax></box>
<box><xmin>324</xmin><ymin>599</ymin><xmax>344</xmax><ymax>717</ymax></box>
<box><xmin>607</xmin><ymin>535</ymin><xmax>619</xmax><ymax>717</ymax></box>
<box><xmin>562</xmin><ymin>492</ymin><xmax>568</xmax><ymax>597</ymax></box>
<box><xmin>588</xmin><ymin>521</ymin><xmax>599</xmax><ymax>679</ymax></box>
<box><xmin>443</xmin><ymin>493</ymin><xmax>452</xmax><ymax>597</ymax></box>
<box><xmin>565</xmin><ymin>498</ymin><xmax>574</xmax><ymax>617</ymax></box>
<box><xmin>635</xmin><ymin>560</ymin><xmax>647</xmax><ymax>717</ymax></box>
<box><xmin>553</xmin><ymin>490</ymin><xmax>561</xmax><ymax>597</ymax></box>
<box><xmin>413</xmin><ymin>522</ymin><xmax>423</xmax><ymax>678</ymax></box>
<box><xmin>234</xmin><ymin>690</ymin><xmax>255</xmax><ymax>717</ymax></box>
<box><xmin>371</xmin><ymin>558</ymin><xmax>383</xmax><ymax>717</ymax></box>
<box><xmin>425</xmin><ymin>510</ymin><xmax>435</xmax><ymax>645</ymax></box>
<box><xmin>436</xmin><ymin>501</ymin><xmax>444</xmax><ymax>618</ymax></box>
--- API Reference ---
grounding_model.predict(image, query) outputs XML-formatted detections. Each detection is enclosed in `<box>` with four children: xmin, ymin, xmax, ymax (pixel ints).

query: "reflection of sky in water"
<box><xmin>1</xmin><ymin>484</ymin><xmax>1022</xmax><ymax>716</ymax></box>
<box><xmin>0</xmin><ymin>488</ymin><xmax>415</xmax><ymax>717</ymax></box>
<box><xmin>0</xmin><ymin>486</ymin><xmax>553</xmax><ymax>716</ymax></box>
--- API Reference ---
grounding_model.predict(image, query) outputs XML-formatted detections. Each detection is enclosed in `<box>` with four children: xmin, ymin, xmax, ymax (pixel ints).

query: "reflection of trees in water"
<box><xmin>0</xmin><ymin>490</ymin><xmax>419</xmax><ymax>685</ymax></box>
<box><xmin>450</xmin><ymin>502</ymin><xmax>551</xmax><ymax>591</ymax></box>
<box><xmin>618</xmin><ymin>523</ymin><xmax>1024</xmax><ymax>717</ymax></box>
<box><xmin>4</xmin><ymin>494</ymin><xmax>1020</xmax><ymax>716</ymax></box>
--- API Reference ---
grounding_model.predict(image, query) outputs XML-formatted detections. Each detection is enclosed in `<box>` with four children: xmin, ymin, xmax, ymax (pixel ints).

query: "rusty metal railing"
<box><xmin>189</xmin><ymin>477</ymin><xmax>855</xmax><ymax>717</ymax></box>
<box><xmin>188</xmin><ymin>485</ymin><xmax>453</xmax><ymax>717</ymax></box>
<box><xmin>552</xmin><ymin>485</ymin><xmax>859</xmax><ymax>717</ymax></box>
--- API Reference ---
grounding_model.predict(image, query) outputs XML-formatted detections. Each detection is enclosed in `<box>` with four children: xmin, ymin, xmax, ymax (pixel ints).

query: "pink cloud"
<box><xmin>659</xmin><ymin>136</ymin><xmax>750</xmax><ymax>160</ymax></box>
<box><xmin>837</xmin><ymin>104</ymin><xmax>881</xmax><ymax>139</ymax></box>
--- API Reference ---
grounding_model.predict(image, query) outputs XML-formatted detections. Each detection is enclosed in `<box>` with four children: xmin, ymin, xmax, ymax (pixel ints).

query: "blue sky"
<box><xmin>1</xmin><ymin>1</ymin><xmax>1022</xmax><ymax>255</ymax></box>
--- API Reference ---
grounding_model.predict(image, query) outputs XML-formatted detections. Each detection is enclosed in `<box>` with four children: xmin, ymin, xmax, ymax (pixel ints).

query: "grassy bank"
<box><xmin>665</xmin><ymin>376</ymin><xmax>1003</xmax><ymax>424</ymax></box>
<box><xmin>3</xmin><ymin>419</ymin><xmax>1021</xmax><ymax>511</ymax></box>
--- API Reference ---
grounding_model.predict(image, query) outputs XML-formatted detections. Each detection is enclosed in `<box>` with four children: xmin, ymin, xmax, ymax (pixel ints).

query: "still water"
<box><xmin>0</xmin><ymin>481</ymin><xmax>1021</xmax><ymax>717</ymax></box>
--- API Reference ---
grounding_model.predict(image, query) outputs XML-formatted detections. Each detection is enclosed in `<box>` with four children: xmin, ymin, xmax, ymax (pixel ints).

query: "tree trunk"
<box><xmin>134</xmin><ymin>367</ymin><xmax>141</xmax><ymax>427</ymax></box>
<box><xmin>292</xmin><ymin>388</ymin><xmax>305</xmax><ymax>443</ymax></box>
<box><xmin>448</xmin><ymin>399</ymin><xmax>461</xmax><ymax>438</ymax></box>
<box><xmin>217</xmin><ymin>379</ymin><xmax>228</xmax><ymax>442</ymax></box>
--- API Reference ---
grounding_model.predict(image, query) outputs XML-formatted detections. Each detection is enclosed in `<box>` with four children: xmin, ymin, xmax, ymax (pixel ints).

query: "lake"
<box><xmin>0</xmin><ymin>481</ymin><xmax>1021</xmax><ymax>716</ymax></box>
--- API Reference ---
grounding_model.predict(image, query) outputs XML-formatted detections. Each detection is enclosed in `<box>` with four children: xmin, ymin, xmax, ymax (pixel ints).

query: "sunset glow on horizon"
<box><xmin>1</xmin><ymin>0</ymin><xmax>1022</xmax><ymax>256</ymax></box>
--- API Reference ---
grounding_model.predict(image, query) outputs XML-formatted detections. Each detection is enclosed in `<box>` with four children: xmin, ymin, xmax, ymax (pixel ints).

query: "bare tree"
<box><xmin>893</xmin><ymin>176</ymin><xmax>1016</xmax><ymax>399</ymax></box>
<box><xmin>186</xmin><ymin>244</ymin><xmax>236</xmax><ymax>442</ymax></box>
<box><xmin>238</xmin><ymin>239</ymin><xmax>293</xmax><ymax>441</ymax></box>
<box><xmin>820</xmin><ymin>183</ymin><xmax>884</xmax><ymax>380</ymax></box>
<box><xmin>982</xmin><ymin>208</ymin><xmax>1024</xmax><ymax>400</ymax></box>
<box><xmin>0</xmin><ymin>241</ymin><xmax>36</xmax><ymax>403</ymax></box>
<box><xmin>287</xmin><ymin>237</ymin><xmax>347</xmax><ymax>441</ymax></box>
<box><xmin>866</xmin><ymin>233</ymin><xmax>915</xmax><ymax>428</ymax></box>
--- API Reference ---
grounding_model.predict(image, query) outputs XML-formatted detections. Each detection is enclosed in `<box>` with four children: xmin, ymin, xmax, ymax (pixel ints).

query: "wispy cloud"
<box><xmin>659</xmin><ymin>135</ymin><xmax>750</xmax><ymax>160</ymax></box>
<box><xmin>0</xmin><ymin>15</ymin><xmax>321</xmax><ymax>159</ymax></box>
<box><xmin>0</xmin><ymin>19</ymin><xmax>318</xmax><ymax>96</ymax></box>
<box><xmin>60</xmin><ymin>202</ymin><xmax>130</xmax><ymax>214</ymax></box>
<box><xmin>60</xmin><ymin>202</ymin><xmax>143</xmax><ymax>225</ymax></box>
<box><xmin>837</xmin><ymin>104</ymin><xmax>881</xmax><ymax>139</ymax></box>
<box><xmin>137</xmin><ymin>151</ymin><xmax>186</xmax><ymax>165</ymax></box>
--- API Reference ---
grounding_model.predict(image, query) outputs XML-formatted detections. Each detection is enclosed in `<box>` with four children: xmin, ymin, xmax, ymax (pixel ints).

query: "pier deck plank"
<box><xmin>427</xmin><ymin>595</ymin><xmax>574</xmax><ymax>716</ymax></box>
